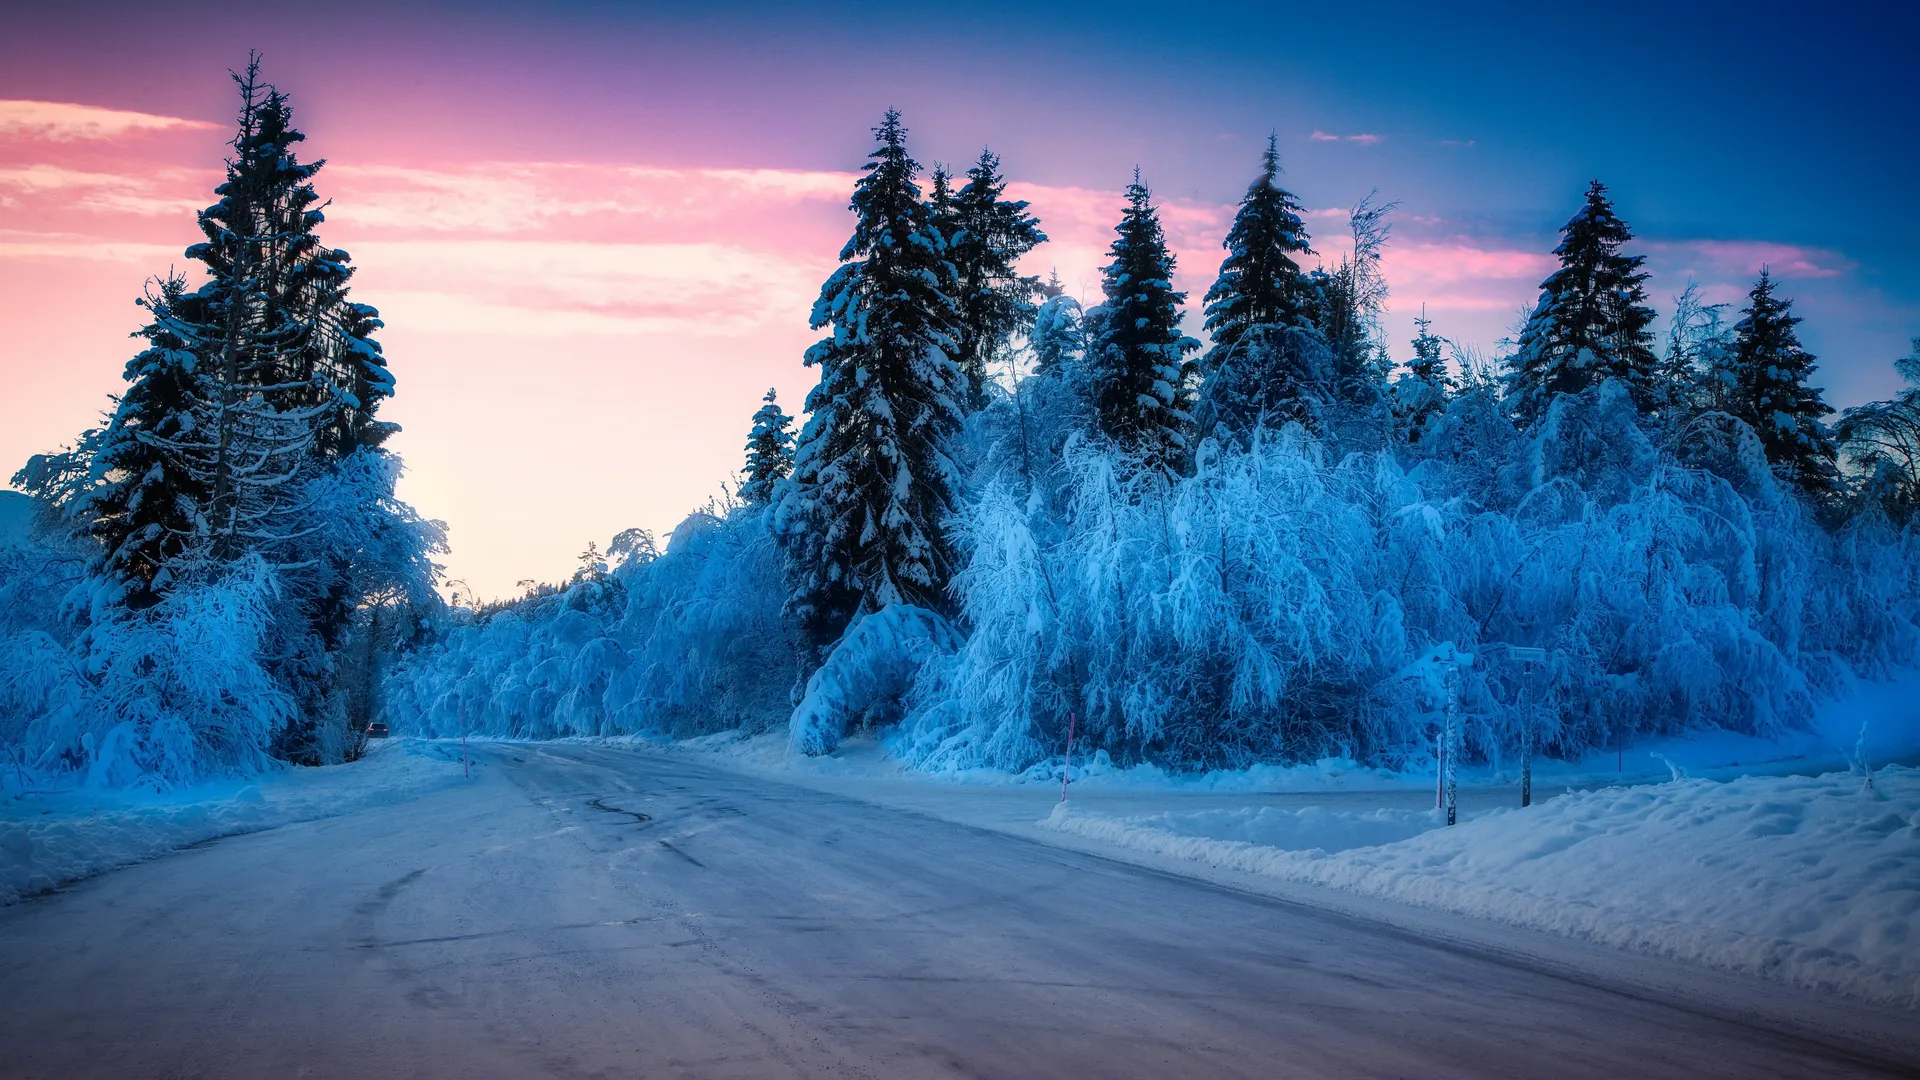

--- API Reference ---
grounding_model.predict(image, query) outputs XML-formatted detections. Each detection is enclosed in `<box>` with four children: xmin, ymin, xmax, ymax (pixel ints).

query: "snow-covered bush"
<box><xmin>384</xmin><ymin>508</ymin><xmax>796</xmax><ymax>741</ymax></box>
<box><xmin>1</xmin><ymin>551</ymin><xmax>292</xmax><ymax>790</ymax></box>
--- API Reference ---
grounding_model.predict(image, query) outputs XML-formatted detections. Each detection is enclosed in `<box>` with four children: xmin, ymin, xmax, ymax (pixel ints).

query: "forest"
<box><xmin>8</xmin><ymin>68</ymin><xmax>1920</xmax><ymax>789</ymax></box>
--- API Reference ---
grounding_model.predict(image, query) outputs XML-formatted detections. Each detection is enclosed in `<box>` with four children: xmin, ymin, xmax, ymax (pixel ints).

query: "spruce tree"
<box><xmin>1393</xmin><ymin>308</ymin><xmax>1453</xmax><ymax>447</ymax></box>
<box><xmin>1085</xmin><ymin>171</ymin><xmax>1199</xmax><ymax>474</ymax></box>
<box><xmin>1507</xmin><ymin>180</ymin><xmax>1659</xmax><ymax>425</ymax></box>
<box><xmin>1029</xmin><ymin>270</ymin><xmax>1085</xmax><ymax>377</ymax></box>
<box><xmin>1728</xmin><ymin>270</ymin><xmax>1838</xmax><ymax>494</ymax></box>
<box><xmin>775</xmin><ymin>111</ymin><xmax>967</xmax><ymax>654</ymax></box>
<box><xmin>1202</xmin><ymin>136</ymin><xmax>1316</xmax><ymax>353</ymax></box>
<box><xmin>948</xmin><ymin>148</ymin><xmax>1046</xmax><ymax>407</ymax></box>
<box><xmin>739</xmin><ymin>388</ymin><xmax>794</xmax><ymax>505</ymax></box>
<box><xmin>73</xmin><ymin>275</ymin><xmax>214</xmax><ymax>608</ymax></box>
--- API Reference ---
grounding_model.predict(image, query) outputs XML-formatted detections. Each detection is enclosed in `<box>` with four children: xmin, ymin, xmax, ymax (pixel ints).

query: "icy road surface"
<box><xmin>2</xmin><ymin>744</ymin><xmax>1915</xmax><ymax>1079</ymax></box>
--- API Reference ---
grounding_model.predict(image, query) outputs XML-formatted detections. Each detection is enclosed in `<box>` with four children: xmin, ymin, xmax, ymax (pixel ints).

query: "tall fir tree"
<box><xmin>774</xmin><ymin>111</ymin><xmax>968</xmax><ymax>655</ymax></box>
<box><xmin>947</xmin><ymin>148</ymin><xmax>1047</xmax><ymax>407</ymax></box>
<box><xmin>739</xmin><ymin>388</ymin><xmax>794</xmax><ymax>505</ymax></box>
<box><xmin>1727</xmin><ymin>270</ymin><xmax>1838</xmax><ymax>495</ymax></box>
<box><xmin>1085</xmin><ymin>171</ymin><xmax>1199</xmax><ymax>474</ymax></box>
<box><xmin>1203</xmin><ymin>136</ymin><xmax>1316</xmax><ymax>352</ymax></box>
<box><xmin>1506</xmin><ymin>180</ymin><xmax>1660</xmax><ymax>425</ymax></box>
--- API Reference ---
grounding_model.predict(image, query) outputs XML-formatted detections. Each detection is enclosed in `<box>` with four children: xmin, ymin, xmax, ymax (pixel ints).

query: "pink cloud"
<box><xmin>0</xmin><ymin>100</ymin><xmax>217</xmax><ymax>141</ymax></box>
<box><xmin>1667</xmin><ymin>240</ymin><xmax>1852</xmax><ymax>280</ymax></box>
<box><xmin>1310</xmin><ymin>130</ymin><xmax>1340</xmax><ymax>142</ymax></box>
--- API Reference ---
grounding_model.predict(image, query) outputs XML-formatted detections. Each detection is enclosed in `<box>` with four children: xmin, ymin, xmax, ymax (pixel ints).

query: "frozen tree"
<box><xmin>1313</xmin><ymin>192</ymin><xmax>1398</xmax><ymax>416</ymax></box>
<box><xmin>739</xmin><ymin>388</ymin><xmax>793</xmax><ymax>505</ymax></box>
<box><xmin>1085</xmin><ymin>172</ymin><xmax>1199</xmax><ymax>475</ymax></box>
<box><xmin>1837</xmin><ymin>338</ymin><xmax>1920</xmax><ymax>525</ymax></box>
<box><xmin>1726</xmin><ymin>270</ymin><xmax>1839</xmax><ymax>497</ymax></box>
<box><xmin>948</xmin><ymin>148</ymin><xmax>1047</xmax><ymax>406</ymax></box>
<box><xmin>774</xmin><ymin>111</ymin><xmax>968</xmax><ymax>657</ymax></box>
<box><xmin>66</xmin><ymin>275</ymin><xmax>212</xmax><ymax>609</ymax></box>
<box><xmin>1393</xmin><ymin>309</ymin><xmax>1454</xmax><ymax>448</ymax></box>
<box><xmin>1029</xmin><ymin>270</ymin><xmax>1085</xmax><ymax>377</ymax></box>
<box><xmin>1507</xmin><ymin>181</ymin><xmax>1660</xmax><ymax>425</ymax></box>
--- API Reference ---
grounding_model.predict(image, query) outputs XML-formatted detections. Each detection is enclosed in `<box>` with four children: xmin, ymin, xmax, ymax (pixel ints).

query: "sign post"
<box><xmin>1059</xmin><ymin>712</ymin><xmax>1077</xmax><ymax>803</ymax></box>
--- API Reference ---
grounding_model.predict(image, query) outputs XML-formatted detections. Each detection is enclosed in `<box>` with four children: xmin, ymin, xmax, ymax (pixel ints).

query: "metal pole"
<box><xmin>1443</xmin><ymin>663</ymin><xmax>1460</xmax><ymax>827</ymax></box>
<box><xmin>1521</xmin><ymin>699</ymin><xmax>1532</xmax><ymax>808</ymax></box>
<box><xmin>1059</xmin><ymin>712</ymin><xmax>1077</xmax><ymax>803</ymax></box>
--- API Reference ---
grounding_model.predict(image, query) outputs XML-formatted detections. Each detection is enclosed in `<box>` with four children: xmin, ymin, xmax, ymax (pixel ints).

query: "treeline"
<box><xmin>388</xmin><ymin>112</ymin><xmax>1920</xmax><ymax>774</ymax></box>
<box><xmin>2</xmin><ymin>59</ymin><xmax>443</xmax><ymax>787</ymax></box>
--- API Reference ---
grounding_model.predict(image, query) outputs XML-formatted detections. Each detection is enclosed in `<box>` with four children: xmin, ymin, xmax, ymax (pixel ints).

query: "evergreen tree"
<box><xmin>948</xmin><ymin>148</ymin><xmax>1047</xmax><ymax>407</ymax></box>
<box><xmin>1202</xmin><ymin>136</ymin><xmax>1316</xmax><ymax>352</ymax></box>
<box><xmin>71</xmin><ymin>275</ymin><xmax>212</xmax><ymax>608</ymax></box>
<box><xmin>739</xmin><ymin>388</ymin><xmax>794</xmax><ymax>505</ymax></box>
<box><xmin>1506</xmin><ymin>180</ymin><xmax>1660</xmax><ymax>425</ymax></box>
<box><xmin>1029</xmin><ymin>271</ymin><xmax>1085</xmax><ymax>378</ymax></box>
<box><xmin>1727</xmin><ymin>270</ymin><xmax>1838</xmax><ymax>495</ymax></box>
<box><xmin>1393</xmin><ymin>308</ymin><xmax>1454</xmax><ymax>447</ymax></box>
<box><xmin>775</xmin><ymin>111</ymin><xmax>968</xmax><ymax>655</ymax></box>
<box><xmin>1085</xmin><ymin>171</ymin><xmax>1199</xmax><ymax>474</ymax></box>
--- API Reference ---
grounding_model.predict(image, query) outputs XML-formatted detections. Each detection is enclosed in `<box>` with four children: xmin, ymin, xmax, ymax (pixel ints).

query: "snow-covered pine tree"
<box><xmin>1085</xmin><ymin>171</ymin><xmax>1199</xmax><ymax>474</ymax></box>
<box><xmin>774</xmin><ymin>111</ymin><xmax>968</xmax><ymax>655</ymax></box>
<box><xmin>1506</xmin><ymin>180</ymin><xmax>1660</xmax><ymax>425</ymax></box>
<box><xmin>1727</xmin><ymin>270</ymin><xmax>1838</xmax><ymax>495</ymax></box>
<box><xmin>739</xmin><ymin>388</ymin><xmax>794</xmax><ymax>505</ymax></box>
<box><xmin>1029</xmin><ymin>270</ymin><xmax>1084</xmax><ymax>377</ymax></box>
<box><xmin>69</xmin><ymin>275</ymin><xmax>213</xmax><ymax>609</ymax></box>
<box><xmin>948</xmin><ymin>148</ymin><xmax>1046</xmax><ymax>407</ymax></box>
<box><xmin>187</xmin><ymin>59</ymin><xmax>339</xmax><ymax>565</ymax></box>
<box><xmin>1202</xmin><ymin>136</ymin><xmax>1316</xmax><ymax>349</ymax></box>
<box><xmin>1393</xmin><ymin>308</ymin><xmax>1453</xmax><ymax>447</ymax></box>
<box><xmin>1197</xmin><ymin>139</ymin><xmax>1323</xmax><ymax>441</ymax></box>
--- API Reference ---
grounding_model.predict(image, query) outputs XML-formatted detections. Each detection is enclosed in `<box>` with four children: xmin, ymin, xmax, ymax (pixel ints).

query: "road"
<box><xmin>1</xmin><ymin>743</ymin><xmax>1915</xmax><ymax>1079</ymax></box>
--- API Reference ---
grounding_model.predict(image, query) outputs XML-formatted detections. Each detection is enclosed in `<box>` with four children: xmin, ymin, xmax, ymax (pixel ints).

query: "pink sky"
<box><xmin>0</xmin><ymin>96</ymin><xmax>1868</xmax><ymax>597</ymax></box>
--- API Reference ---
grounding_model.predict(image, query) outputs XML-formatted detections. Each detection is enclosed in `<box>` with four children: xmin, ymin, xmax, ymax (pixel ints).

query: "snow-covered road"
<box><xmin>2</xmin><ymin>743</ymin><xmax>1915</xmax><ymax>1079</ymax></box>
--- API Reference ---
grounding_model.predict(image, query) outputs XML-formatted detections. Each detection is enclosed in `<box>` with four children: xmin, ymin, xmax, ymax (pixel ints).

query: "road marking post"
<box><xmin>1060</xmin><ymin>712</ymin><xmax>1076</xmax><ymax>803</ymax></box>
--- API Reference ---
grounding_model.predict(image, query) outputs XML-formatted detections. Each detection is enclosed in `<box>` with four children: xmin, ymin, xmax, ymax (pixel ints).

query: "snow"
<box><xmin>1040</xmin><ymin>764</ymin><xmax>1920</xmax><ymax>1009</ymax></box>
<box><xmin>0</xmin><ymin>739</ymin><xmax>470</xmax><ymax>906</ymax></box>
<box><xmin>0</xmin><ymin>491</ymin><xmax>31</xmax><ymax>549</ymax></box>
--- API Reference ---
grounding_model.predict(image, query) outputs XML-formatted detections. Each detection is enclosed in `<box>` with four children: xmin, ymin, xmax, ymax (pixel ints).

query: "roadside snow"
<box><xmin>1041</xmin><ymin>766</ymin><xmax>1920</xmax><ymax>1009</ymax></box>
<box><xmin>0</xmin><ymin>739</ymin><xmax>469</xmax><ymax>905</ymax></box>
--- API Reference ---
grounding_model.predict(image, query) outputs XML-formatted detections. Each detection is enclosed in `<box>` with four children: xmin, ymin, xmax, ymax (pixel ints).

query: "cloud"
<box><xmin>0</xmin><ymin>165</ymin><xmax>207</xmax><ymax>216</ymax></box>
<box><xmin>0</xmin><ymin>100</ymin><xmax>217</xmax><ymax>141</ymax></box>
<box><xmin>1666</xmin><ymin>240</ymin><xmax>1852</xmax><ymax>280</ymax></box>
<box><xmin>1310</xmin><ymin>130</ymin><xmax>1383</xmax><ymax>144</ymax></box>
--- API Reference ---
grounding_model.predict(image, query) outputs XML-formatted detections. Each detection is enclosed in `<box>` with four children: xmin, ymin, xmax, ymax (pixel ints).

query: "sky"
<box><xmin>3</xmin><ymin>0</ymin><xmax>1915</xmax><ymax>598</ymax></box>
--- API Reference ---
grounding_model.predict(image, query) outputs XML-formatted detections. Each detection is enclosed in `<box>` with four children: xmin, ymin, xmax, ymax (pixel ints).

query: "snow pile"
<box><xmin>0</xmin><ymin>740</ymin><xmax>469</xmax><ymax>905</ymax></box>
<box><xmin>1042</xmin><ymin>766</ymin><xmax>1920</xmax><ymax>1007</ymax></box>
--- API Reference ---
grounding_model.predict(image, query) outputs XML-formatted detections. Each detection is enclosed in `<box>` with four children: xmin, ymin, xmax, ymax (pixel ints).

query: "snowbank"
<box><xmin>1041</xmin><ymin>766</ymin><xmax>1920</xmax><ymax>1008</ymax></box>
<box><xmin>0</xmin><ymin>739</ymin><xmax>469</xmax><ymax>905</ymax></box>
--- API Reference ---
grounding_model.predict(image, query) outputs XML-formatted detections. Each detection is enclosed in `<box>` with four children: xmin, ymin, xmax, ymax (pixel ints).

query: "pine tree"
<box><xmin>775</xmin><ymin>111</ymin><xmax>968</xmax><ymax>654</ymax></box>
<box><xmin>1029</xmin><ymin>270</ymin><xmax>1085</xmax><ymax>378</ymax></box>
<box><xmin>948</xmin><ymin>148</ymin><xmax>1047</xmax><ymax>407</ymax></box>
<box><xmin>71</xmin><ymin>275</ymin><xmax>213</xmax><ymax>608</ymax></box>
<box><xmin>1727</xmin><ymin>270</ymin><xmax>1838</xmax><ymax>494</ymax></box>
<box><xmin>1507</xmin><ymin>180</ymin><xmax>1660</xmax><ymax>425</ymax></box>
<box><xmin>1393</xmin><ymin>308</ymin><xmax>1453</xmax><ymax>447</ymax></box>
<box><xmin>739</xmin><ymin>388</ymin><xmax>794</xmax><ymax>505</ymax></box>
<box><xmin>1085</xmin><ymin>171</ymin><xmax>1199</xmax><ymax>474</ymax></box>
<box><xmin>1203</xmin><ymin>136</ymin><xmax>1316</xmax><ymax>352</ymax></box>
